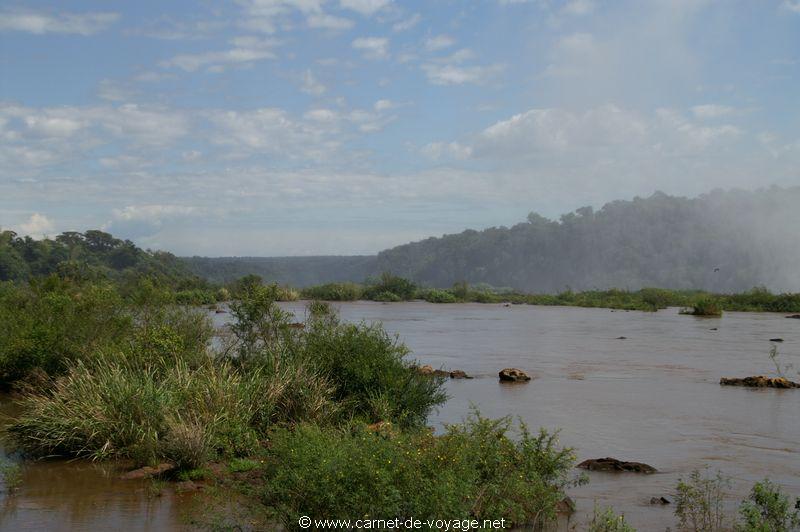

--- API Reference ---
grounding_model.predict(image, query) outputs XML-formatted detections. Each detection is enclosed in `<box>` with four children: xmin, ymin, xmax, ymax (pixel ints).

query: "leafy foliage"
<box><xmin>736</xmin><ymin>479</ymin><xmax>800</xmax><ymax>532</ymax></box>
<box><xmin>263</xmin><ymin>413</ymin><xmax>578</xmax><ymax>530</ymax></box>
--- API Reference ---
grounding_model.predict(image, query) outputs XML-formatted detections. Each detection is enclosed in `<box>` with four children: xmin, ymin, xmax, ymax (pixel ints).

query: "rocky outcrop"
<box><xmin>119</xmin><ymin>462</ymin><xmax>175</xmax><ymax>480</ymax></box>
<box><xmin>720</xmin><ymin>376</ymin><xmax>799</xmax><ymax>388</ymax></box>
<box><xmin>498</xmin><ymin>368</ymin><xmax>531</xmax><ymax>382</ymax></box>
<box><xmin>577</xmin><ymin>457</ymin><xmax>657</xmax><ymax>474</ymax></box>
<box><xmin>416</xmin><ymin>365</ymin><xmax>471</xmax><ymax>379</ymax></box>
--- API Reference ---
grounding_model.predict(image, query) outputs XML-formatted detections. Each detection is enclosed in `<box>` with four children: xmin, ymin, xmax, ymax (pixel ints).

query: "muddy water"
<box><xmin>2</xmin><ymin>302</ymin><xmax>798</xmax><ymax>530</ymax></box>
<box><xmin>273</xmin><ymin>302</ymin><xmax>800</xmax><ymax>530</ymax></box>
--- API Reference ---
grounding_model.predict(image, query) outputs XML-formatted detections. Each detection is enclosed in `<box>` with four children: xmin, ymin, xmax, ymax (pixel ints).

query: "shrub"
<box><xmin>736</xmin><ymin>479</ymin><xmax>800</xmax><ymax>532</ymax></box>
<box><xmin>363</xmin><ymin>273</ymin><xmax>416</xmax><ymax>301</ymax></box>
<box><xmin>0</xmin><ymin>278</ymin><xmax>131</xmax><ymax>386</ymax></box>
<box><xmin>589</xmin><ymin>506</ymin><xmax>636</xmax><ymax>532</ymax></box>
<box><xmin>675</xmin><ymin>469</ymin><xmax>729</xmax><ymax>531</ymax></box>
<box><xmin>302</xmin><ymin>316</ymin><xmax>446</xmax><ymax>428</ymax></box>
<box><xmin>372</xmin><ymin>290</ymin><xmax>402</xmax><ymax>302</ymax></box>
<box><xmin>301</xmin><ymin>282</ymin><xmax>363</xmax><ymax>301</ymax></box>
<box><xmin>263</xmin><ymin>413</ymin><xmax>578</xmax><ymax>530</ymax></box>
<box><xmin>681</xmin><ymin>297</ymin><xmax>723</xmax><ymax>317</ymax></box>
<box><xmin>421</xmin><ymin>289</ymin><xmax>458</xmax><ymax>303</ymax></box>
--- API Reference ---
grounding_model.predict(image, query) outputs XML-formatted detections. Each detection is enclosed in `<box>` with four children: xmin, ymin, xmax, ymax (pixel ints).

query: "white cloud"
<box><xmin>339</xmin><ymin>0</ymin><xmax>391</xmax><ymax>16</ymax></box>
<box><xmin>392</xmin><ymin>13</ymin><xmax>420</xmax><ymax>32</ymax></box>
<box><xmin>422</xmin><ymin>63</ymin><xmax>504</xmax><ymax>86</ymax></box>
<box><xmin>421</xmin><ymin>48</ymin><xmax>504</xmax><ymax>85</ymax></box>
<box><xmin>782</xmin><ymin>1</ymin><xmax>800</xmax><ymax>14</ymax></box>
<box><xmin>421</xmin><ymin>141</ymin><xmax>472</xmax><ymax>160</ymax></box>
<box><xmin>160</xmin><ymin>36</ymin><xmax>279</xmax><ymax>72</ymax></box>
<box><xmin>352</xmin><ymin>37</ymin><xmax>389</xmax><ymax>59</ymax></box>
<box><xmin>113</xmin><ymin>204</ymin><xmax>198</xmax><ymax>222</ymax></box>
<box><xmin>561</xmin><ymin>0</ymin><xmax>595</xmax><ymax>16</ymax></box>
<box><xmin>307</xmin><ymin>13</ymin><xmax>354</xmax><ymax>30</ymax></box>
<box><xmin>373</xmin><ymin>99</ymin><xmax>395</xmax><ymax>111</ymax></box>
<box><xmin>424</xmin><ymin>35</ymin><xmax>455</xmax><ymax>52</ymax></box>
<box><xmin>0</xmin><ymin>9</ymin><xmax>119</xmax><ymax>35</ymax></box>
<box><xmin>17</xmin><ymin>213</ymin><xmax>54</xmax><ymax>238</ymax></box>
<box><xmin>691</xmin><ymin>104</ymin><xmax>735</xmax><ymax>119</ymax></box>
<box><xmin>301</xmin><ymin>69</ymin><xmax>327</xmax><ymax>96</ymax></box>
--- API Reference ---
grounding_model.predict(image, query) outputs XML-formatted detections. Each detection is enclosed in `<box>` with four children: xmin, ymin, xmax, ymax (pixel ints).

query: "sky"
<box><xmin>1</xmin><ymin>0</ymin><xmax>799</xmax><ymax>256</ymax></box>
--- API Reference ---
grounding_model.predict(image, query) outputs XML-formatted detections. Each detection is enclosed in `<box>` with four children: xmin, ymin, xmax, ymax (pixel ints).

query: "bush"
<box><xmin>0</xmin><ymin>278</ymin><xmax>131</xmax><ymax>386</ymax></box>
<box><xmin>589</xmin><ymin>506</ymin><xmax>636</xmax><ymax>532</ymax></box>
<box><xmin>421</xmin><ymin>289</ymin><xmax>458</xmax><ymax>304</ymax></box>
<box><xmin>363</xmin><ymin>273</ymin><xmax>416</xmax><ymax>301</ymax></box>
<box><xmin>736</xmin><ymin>479</ymin><xmax>800</xmax><ymax>532</ymax></box>
<box><xmin>302</xmin><ymin>282</ymin><xmax>363</xmax><ymax>301</ymax></box>
<box><xmin>302</xmin><ymin>314</ymin><xmax>446</xmax><ymax>427</ymax></box>
<box><xmin>681</xmin><ymin>297</ymin><xmax>723</xmax><ymax>317</ymax></box>
<box><xmin>263</xmin><ymin>413</ymin><xmax>578</xmax><ymax>530</ymax></box>
<box><xmin>675</xmin><ymin>469</ymin><xmax>729</xmax><ymax>531</ymax></box>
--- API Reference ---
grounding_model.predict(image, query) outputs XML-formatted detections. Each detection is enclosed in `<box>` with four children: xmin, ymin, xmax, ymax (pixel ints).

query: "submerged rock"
<box><xmin>417</xmin><ymin>365</ymin><xmax>471</xmax><ymax>379</ymax></box>
<box><xmin>120</xmin><ymin>463</ymin><xmax>175</xmax><ymax>480</ymax></box>
<box><xmin>498</xmin><ymin>368</ymin><xmax>531</xmax><ymax>382</ymax></box>
<box><xmin>650</xmin><ymin>496</ymin><xmax>671</xmax><ymax>505</ymax></box>
<box><xmin>616</xmin><ymin>336</ymin><xmax>627</xmax><ymax>340</ymax></box>
<box><xmin>577</xmin><ymin>457</ymin><xmax>657</xmax><ymax>474</ymax></box>
<box><xmin>769</xmin><ymin>338</ymin><xmax>784</xmax><ymax>342</ymax></box>
<box><xmin>719</xmin><ymin>376</ymin><xmax>799</xmax><ymax>388</ymax></box>
<box><xmin>786</xmin><ymin>314</ymin><xmax>800</xmax><ymax>319</ymax></box>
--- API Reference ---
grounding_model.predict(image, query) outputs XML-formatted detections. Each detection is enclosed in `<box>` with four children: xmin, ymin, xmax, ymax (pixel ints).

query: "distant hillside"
<box><xmin>374</xmin><ymin>187</ymin><xmax>800</xmax><ymax>293</ymax></box>
<box><xmin>182</xmin><ymin>255</ymin><xmax>377</xmax><ymax>286</ymax></box>
<box><xmin>180</xmin><ymin>187</ymin><xmax>800</xmax><ymax>293</ymax></box>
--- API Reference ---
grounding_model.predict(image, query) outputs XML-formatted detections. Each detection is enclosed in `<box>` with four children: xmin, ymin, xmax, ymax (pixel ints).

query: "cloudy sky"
<box><xmin>1</xmin><ymin>0</ymin><xmax>799</xmax><ymax>255</ymax></box>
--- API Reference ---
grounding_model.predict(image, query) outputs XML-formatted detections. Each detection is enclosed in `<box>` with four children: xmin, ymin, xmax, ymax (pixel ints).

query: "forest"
<box><xmin>182</xmin><ymin>187</ymin><xmax>800</xmax><ymax>293</ymax></box>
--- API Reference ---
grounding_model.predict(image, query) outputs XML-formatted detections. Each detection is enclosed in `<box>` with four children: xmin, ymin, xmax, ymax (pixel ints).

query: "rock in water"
<box><xmin>449</xmin><ymin>370</ymin><xmax>472</xmax><ymax>379</ymax></box>
<box><xmin>719</xmin><ymin>376</ymin><xmax>800</xmax><ymax>388</ymax></box>
<box><xmin>120</xmin><ymin>463</ymin><xmax>176</xmax><ymax>480</ymax></box>
<box><xmin>498</xmin><ymin>368</ymin><xmax>531</xmax><ymax>382</ymax></box>
<box><xmin>786</xmin><ymin>314</ymin><xmax>800</xmax><ymax>319</ymax></box>
<box><xmin>577</xmin><ymin>457</ymin><xmax>657</xmax><ymax>474</ymax></box>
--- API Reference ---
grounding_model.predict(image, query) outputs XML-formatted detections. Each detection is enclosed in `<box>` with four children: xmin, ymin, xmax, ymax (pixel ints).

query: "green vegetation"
<box><xmin>297</xmin><ymin>278</ymin><xmax>800</xmax><ymax>313</ymax></box>
<box><xmin>301</xmin><ymin>281</ymin><xmax>363</xmax><ymax>301</ymax></box>
<box><xmin>5</xmin><ymin>282</ymin><xmax>446</xmax><ymax>467</ymax></box>
<box><xmin>589</xmin><ymin>506</ymin><xmax>636</xmax><ymax>532</ymax></box>
<box><xmin>675</xmin><ymin>469</ymin><xmax>730</xmax><ymax>531</ymax></box>
<box><xmin>680</xmin><ymin>297</ymin><xmax>724</xmax><ymax>317</ymax></box>
<box><xmin>263</xmin><ymin>413</ymin><xmax>579</xmax><ymax>530</ymax></box>
<box><xmin>737</xmin><ymin>480</ymin><xmax>800</xmax><ymax>532</ymax></box>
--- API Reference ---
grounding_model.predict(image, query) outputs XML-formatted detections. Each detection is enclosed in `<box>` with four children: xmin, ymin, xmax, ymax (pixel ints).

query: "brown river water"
<box><xmin>2</xmin><ymin>302</ymin><xmax>799</xmax><ymax>530</ymax></box>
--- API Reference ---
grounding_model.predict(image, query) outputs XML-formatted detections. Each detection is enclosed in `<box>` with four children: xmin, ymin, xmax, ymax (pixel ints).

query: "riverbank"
<box><xmin>2</xmin><ymin>284</ymin><xmax>799</xmax><ymax>530</ymax></box>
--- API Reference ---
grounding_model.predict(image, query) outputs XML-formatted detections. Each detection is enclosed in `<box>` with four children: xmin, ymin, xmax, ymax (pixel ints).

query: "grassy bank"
<box><xmin>1</xmin><ymin>277</ymin><xmax>580</xmax><ymax>529</ymax></box>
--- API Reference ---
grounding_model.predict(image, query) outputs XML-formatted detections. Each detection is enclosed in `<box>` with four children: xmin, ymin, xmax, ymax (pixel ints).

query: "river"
<box><xmin>2</xmin><ymin>302</ymin><xmax>799</xmax><ymax>530</ymax></box>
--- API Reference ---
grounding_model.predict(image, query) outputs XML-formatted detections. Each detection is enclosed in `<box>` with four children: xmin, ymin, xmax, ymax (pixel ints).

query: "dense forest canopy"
<box><xmin>0</xmin><ymin>229</ymin><xmax>202</xmax><ymax>287</ymax></box>
<box><xmin>374</xmin><ymin>187</ymin><xmax>800</xmax><ymax>293</ymax></box>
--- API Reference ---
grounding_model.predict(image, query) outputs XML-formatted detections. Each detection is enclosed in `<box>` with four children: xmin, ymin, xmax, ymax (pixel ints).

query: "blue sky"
<box><xmin>1</xmin><ymin>0</ymin><xmax>799</xmax><ymax>255</ymax></box>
